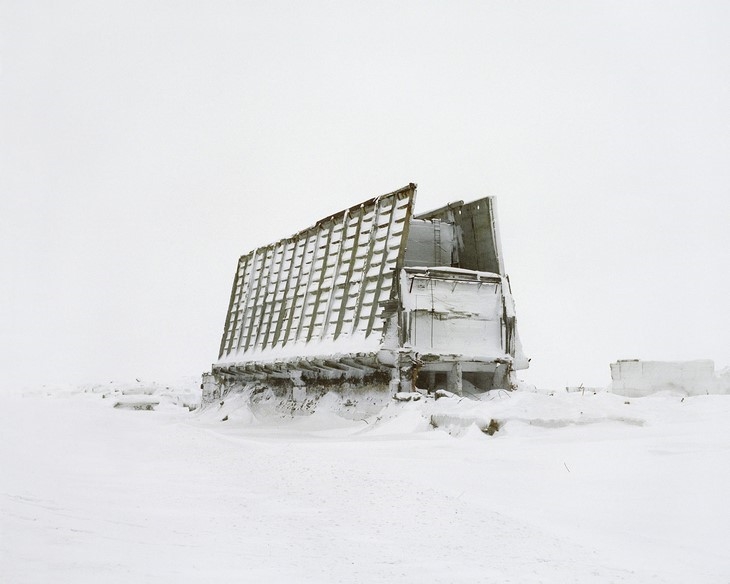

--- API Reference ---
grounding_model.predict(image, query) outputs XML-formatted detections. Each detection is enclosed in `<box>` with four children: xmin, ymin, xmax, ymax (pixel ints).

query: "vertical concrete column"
<box><xmin>492</xmin><ymin>364</ymin><xmax>508</xmax><ymax>390</ymax></box>
<box><xmin>448</xmin><ymin>362</ymin><xmax>463</xmax><ymax>396</ymax></box>
<box><xmin>390</xmin><ymin>359</ymin><xmax>404</xmax><ymax>394</ymax></box>
<box><xmin>400</xmin><ymin>366</ymin><xmax>413</xmax><ymax>392</ymax></box>
<box><xmin>394</xmin><ymin>352</ymin><xmax>419</xmax><ymax>393</ymax></box>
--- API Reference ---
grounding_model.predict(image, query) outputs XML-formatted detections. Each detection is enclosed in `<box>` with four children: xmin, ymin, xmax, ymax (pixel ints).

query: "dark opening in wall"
<box><xmin>416</xmin><ymin>371</ymin><xmax>449</xmax><ymax>391</ymax></box>
<box><xmin>463</xmin><ymin>372</ymin><xmax>494</xmax><ymax>392</ymax></box>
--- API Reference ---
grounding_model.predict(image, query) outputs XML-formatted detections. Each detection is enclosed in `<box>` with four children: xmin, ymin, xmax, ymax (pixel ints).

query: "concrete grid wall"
<box><xmin>218</xmin><ymin>185</ymin><xmax>415</xmax><ymax>362</ymax></box>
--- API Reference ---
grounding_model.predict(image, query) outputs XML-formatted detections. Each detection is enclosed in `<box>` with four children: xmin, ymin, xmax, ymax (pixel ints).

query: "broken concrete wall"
<box><xmin>400</xmin><ymin>269</ymin><xmax>504</xmax><ymax>357</ymax></box>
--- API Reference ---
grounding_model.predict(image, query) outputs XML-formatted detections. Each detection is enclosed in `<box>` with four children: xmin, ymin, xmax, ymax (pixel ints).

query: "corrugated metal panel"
<box><xmin>218</xmin><ymin>184</ymin><xmax>416</xmax><ymax>362</ymax></box>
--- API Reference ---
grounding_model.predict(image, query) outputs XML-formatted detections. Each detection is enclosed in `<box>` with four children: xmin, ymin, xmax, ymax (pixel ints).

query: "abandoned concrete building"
<box><xmin>202</xmin><ymin>183</ymin><xmax>528</xmax><ymax>401</ymax></box>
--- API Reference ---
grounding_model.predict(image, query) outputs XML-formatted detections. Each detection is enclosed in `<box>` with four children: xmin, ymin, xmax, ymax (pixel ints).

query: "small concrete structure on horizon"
<box><xmin>610</xmin><ymin>359</ymin><xmax>730</xmax><ymax>397</ymax></box>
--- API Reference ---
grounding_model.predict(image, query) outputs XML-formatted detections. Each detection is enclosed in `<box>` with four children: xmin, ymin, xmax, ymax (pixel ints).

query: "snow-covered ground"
<box><xmin>1</xmin><ymin>380</ymin><xmax>728</xmax><ymax>583</ymax></box>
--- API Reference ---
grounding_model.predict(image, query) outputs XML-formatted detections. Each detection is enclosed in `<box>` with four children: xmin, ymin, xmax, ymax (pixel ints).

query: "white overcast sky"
<box><xmin>1</xmin><ymin>1</ymin><xmax>729</xmax><ymax>389</ymax></box>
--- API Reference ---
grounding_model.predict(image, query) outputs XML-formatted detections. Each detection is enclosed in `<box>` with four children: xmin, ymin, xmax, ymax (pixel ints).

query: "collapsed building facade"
<box><xmin>202</xmin><ymin>183</ymin><xmax>528</xmax><ymax>401</ymax></box>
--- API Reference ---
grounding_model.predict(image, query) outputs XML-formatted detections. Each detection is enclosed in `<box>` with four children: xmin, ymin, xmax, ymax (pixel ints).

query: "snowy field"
<box><xmin>1</xmin><ymin>381</ymin><xmax>728</xmax><ymax>584</ymax></box>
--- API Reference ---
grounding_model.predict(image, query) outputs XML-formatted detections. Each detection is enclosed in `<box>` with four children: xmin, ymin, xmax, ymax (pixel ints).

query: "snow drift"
<box><xmin>2</xmin><ymin>378</ymin><xmax>729</xmax><ymax>584</ymax></box>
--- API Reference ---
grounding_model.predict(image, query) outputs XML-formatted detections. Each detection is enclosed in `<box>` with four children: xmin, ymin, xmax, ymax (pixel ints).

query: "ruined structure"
<box><xmin>202</xmin><ymin>184</ymin><xmax>528</xmax><ymax>401</ymax></box>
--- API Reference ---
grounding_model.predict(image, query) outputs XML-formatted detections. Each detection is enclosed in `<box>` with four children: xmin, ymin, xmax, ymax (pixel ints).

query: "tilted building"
<box><xmin>202</xmin><ymin>183</ymin><xmax>527</xmax><ymax>401</ymax></box>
